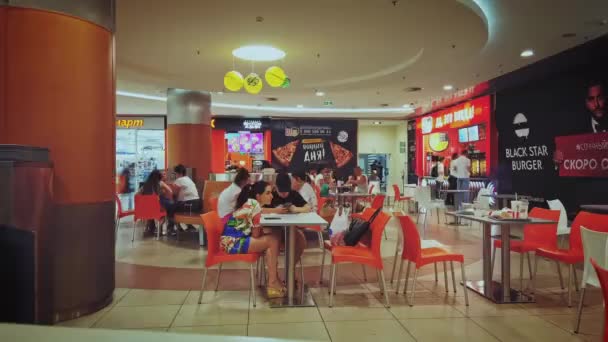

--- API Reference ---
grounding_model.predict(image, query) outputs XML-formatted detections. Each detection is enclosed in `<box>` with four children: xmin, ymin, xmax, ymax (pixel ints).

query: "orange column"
<box><xmin>0</xmin><ymin>5</ymin><xmax>115</xmax><ymax>323</ymax></box>
<box><xmin>166</xmin><ymin>88</ymin><xmax>213</xmax><ymax>186</ymax></box>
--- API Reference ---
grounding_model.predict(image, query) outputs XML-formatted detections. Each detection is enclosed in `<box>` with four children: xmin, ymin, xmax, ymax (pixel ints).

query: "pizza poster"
<box><xmin>270</xmin><ymin>119</ymin><xmax>357</xmax><ymax>177</ymax></box>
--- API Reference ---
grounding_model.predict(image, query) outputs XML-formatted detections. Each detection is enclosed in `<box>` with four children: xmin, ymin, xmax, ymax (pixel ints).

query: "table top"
<box><xmin>580</xmin><ymin>204</ymin><xmax>608</xmax><ymax>214</ymax></box>
<box><xmin>261</xmin><ymin>212</ymin><xmax>329</xmax><ymax>227</ymax></box>
<box><xmin>330</xmin><ymin>192</ymin><xmax>375</xmax><ymax>198</ymax></box>
<box><xmin>447</xmin><ymin>211</ymin><xmax>557</xmax><ymax>225</ymax></box>
<box><xmin>481</xmin><ymin>193</ymin><xmax>544</xmax><ymax>202</ymax></box>
<box><xmin>439</xmin><ymin>189</ymin><xmax>471</xmax><ymax>193</ymax></box>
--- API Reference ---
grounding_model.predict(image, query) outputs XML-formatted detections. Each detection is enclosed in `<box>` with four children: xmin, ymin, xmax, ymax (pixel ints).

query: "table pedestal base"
<box><xmin>465</xmin><ymin>280</ymin><xmax>535</xmax><ymax>304</ymax></box>
<box><xmin>268</xmin><ymin>285</ymin><xmax>316</xmax><ymax>308</ymax></box>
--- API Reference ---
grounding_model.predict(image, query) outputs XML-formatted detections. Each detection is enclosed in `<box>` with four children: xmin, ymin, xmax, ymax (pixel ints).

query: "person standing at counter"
<box><xmin>446</xmin><ymin>153</ymin><xmax>458</xmax><ymax>206</ymax></box>
<box><xmin>452</xmin><ymin>150</ymin><xmax>471</xmax><ymax>209</ymax></box>
<box><xmin>218</xmin><ymin>168</ymin><xmax>250</xmax><ymax>220</ymax></box>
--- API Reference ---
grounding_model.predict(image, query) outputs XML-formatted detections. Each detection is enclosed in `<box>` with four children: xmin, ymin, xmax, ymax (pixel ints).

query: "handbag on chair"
<box><xmin>343</xmin><ymin>208</ymin><xmax>382</xmax><ymax>246</ymax></box>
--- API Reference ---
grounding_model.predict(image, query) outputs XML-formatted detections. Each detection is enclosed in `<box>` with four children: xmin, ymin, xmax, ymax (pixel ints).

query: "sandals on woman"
<box><xmin>266</xmin><ymin>286</ymin><xmax>286</xmax><ymax>299</ymax></box>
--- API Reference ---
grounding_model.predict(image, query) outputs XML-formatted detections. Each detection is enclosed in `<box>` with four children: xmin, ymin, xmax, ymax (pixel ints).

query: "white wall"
<box><xmin>357</xmin><ymin>123</ymin><xmax>407</xmax><ymax>195</ymax></box>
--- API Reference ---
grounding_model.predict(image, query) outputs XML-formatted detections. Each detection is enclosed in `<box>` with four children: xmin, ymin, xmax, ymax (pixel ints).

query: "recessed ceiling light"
<box><xmin>296</xmin><ymin>104</ymin><xmax>304</xmax><ymax>108</ymax></box>
<box><xmin>373</xmin><ymin>121</ymin><xmax>382</xmax><ymax>125</ymax></box>
<box><xmin>315</xmin><ymin>90</ymin><xmax>325</xmax><ymax>96</ymax></box>
<box><xmin>216</xmin><ymin>91</ymin><xmax>224</xmax><ymax>95</ymax></box>
<box><xmin>443</xmin><ymin>84</ymin><xmax>454</xmax><ymax>91</ymax></box>
<box><xmin>232</xmin><ymin>45</ymin><xmax>286</xmax><ymax>61</ymax></box>
<box><xmin>520</xmin><ymin>49</ymin><xmax>534</xmax><ymax>58</ymax></box>
<box><xmin>402</xmin><ymin>104</ymin><xmax>410</xmax><ymax>108</ymax></box>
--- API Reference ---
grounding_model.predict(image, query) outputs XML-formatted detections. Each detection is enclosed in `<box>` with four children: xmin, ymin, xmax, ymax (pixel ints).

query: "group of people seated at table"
<box><xmin>306</xmin><ymin>165</ymin><xmax>369</xmax><ymax>195</ymax></box>
<box><xmin>138</xmin><ymin>164</ymin><xmax>201</xmax><ymax>236</ymax></box>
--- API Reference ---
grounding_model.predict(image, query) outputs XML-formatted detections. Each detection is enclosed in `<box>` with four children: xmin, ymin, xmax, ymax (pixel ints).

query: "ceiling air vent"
<box><xmin>266</xmin><ymin>97</ymin><xmax>278</xmax><ymax>102</ymax></box>
<box><xmin>404</xmin><ymin>87</ymin><xmax>423</xmax><ymax>92</ymax></box>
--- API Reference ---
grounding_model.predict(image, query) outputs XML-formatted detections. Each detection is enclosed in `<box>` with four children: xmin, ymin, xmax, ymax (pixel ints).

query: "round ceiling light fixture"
<box><xmin>232</xmin><ymin>45</ymin><xmax>286</xmax><ymax>61</ymax></box>
<box><xmin>297</xmin><ymin>104</ymin><xmax>304</xmax><ymax>108</ymax></box>
<box><xmin>520</xmin><ymin>49</ymin><xmax>534</xmax><ymax>58</ymax></box>
<box><xmin>315</xmin><ymin>90</ymin><xmax>325</xmax><ymax>97</ymax></box>
<box><xmin>443</xmin><ymin>84</ymin><xmax>454</xmax><ymax>91</ymax></box>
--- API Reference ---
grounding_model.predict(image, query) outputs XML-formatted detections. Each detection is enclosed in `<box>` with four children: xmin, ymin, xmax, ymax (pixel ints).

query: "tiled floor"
<box><xmin>57</xmin><ymin>210</ymin><xmax>604</xmax><ymax>341</ymax></box>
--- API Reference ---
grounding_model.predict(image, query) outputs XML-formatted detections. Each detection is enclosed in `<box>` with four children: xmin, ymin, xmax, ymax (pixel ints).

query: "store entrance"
<box><xmin>358</xmin><ymin>153</ymin><xmax>389</xmax><ymax>193</ymax></box>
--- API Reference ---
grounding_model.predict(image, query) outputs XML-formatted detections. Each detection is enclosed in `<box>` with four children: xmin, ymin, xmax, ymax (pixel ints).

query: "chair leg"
<box><xmin>390</xmin><ymin>241</ymin><xmax>400</xmax><ymax>284</ymax></box>
<box><xmin>215</xmin><ymin>264</ymin><xmax>223</xmax><ymax>292</ymax></box>
<box><xmin>573</xmin><ymin>267</ymin><xmax>579</xmax><ymax>292</ymax></box>
<box><xmin>379</xmin><ymin>270</ymin><xmax>390</xmax><ymax>308</ymax></box>
<box><xmin>436</xmin><ymin>208</ymin><xmax>440</xmax><ymax>224</ymax></box>
<box><xmin>403</xmin><ymin>261</ymin><xmax>412</xmax><ymax>296</ymax></box>
<box><xmin>329</xmin><ymin>264</ymin><xmax>337</xmax><ymax>307</ymax></box>
<box><xmin>395</xmin><ymin>258</ymin><xmax>405</xmax><ymax>294</ymax></box>
<box><xmin>300</xmin><ymin>261</ymin><xmax>305</xmax><ymax>302</ymax></box>
<box><xmin>556</xmin><ymin>261</ymin><xmax>565</xmax><ymax>290</ymax></box>
<box><xmin>361</xmin><ymin>265</ymin><xmax>367</xmax><ymax>282</ymax></box>
<box><xmin>250</xmin><ymin>264</ymin><xmax>257</xmax><ymax>308</ymax></box>
<box><xmin>197</xmin><ymin>267</ymin><xmax>208</xmax><ymax>304</ymax></box>
<box><xmin>384</xmin><ymin>228</ymin><xmax>388</xmax><ymax>240</ymax></box>
<box><xmin>114</xmin><ymin>217</ymin><xmax>120</xmax><ymax>243</ymax></box>
<box><xmin>443</xmin><ymin>261</ymin><xmax>449</xmax><ymax>293</ymax></box>
<box><xmin>450</xmin><ymin>261</ymin><xmax>457</xmax><ymax>293</ymax></box>
<box><xmin>422</xmin><ymin>209</ymin><xmax>428</xmax><ymax>239</ymax></box>
<box><xmin>319</xmin><ymin>247</ymin><xmax>326</xmax><ymax>284</ymax></box>
<box><xmin>574</xmin><ymin>287</ymin><xmax>587</xmax><ymax>333</ymax></box>
<box><xmin>519</xmin><ymin>252</ymin><xmax>525</xmax><ymax>292</ymax></box>
<box><xmin>532</xmin><ymin>254</ymin><xmax>539</xmax><ymax>294</ymax></box>
<box><xmin>526</xmin><ymin>252</ymin><xmax>533</xmax><ymax>280</ymax></box>
<box><xmin>131</xmin><ymin>218</ymin><xmax>137</xmax><ymax>243</ymax></box>
<box><xmin>490</xmin><ymin>247</ymin><xmax>497</xmax><ymax>278</ymax></box>
<box><xmin>317</xmin><ymin>231</ymin><xmax>324</xmax><ymax>250</ymax></box>
<box><xmin>434</xmin><ymin>263</ymin><xmax>438</xmax><ymax>282</ymax></box>
<box><xmin>567</xmin><ymin>264</ymin><xmax>573</xmax><ymax>307</ymax></box>
<box><xmin>409</xmin><ymin>267</ymin><xmax>419</xmax><ymax>306</ymax></box>
<box><xmin>460</xmin><ymin>262</ymin><xmax>469</xmax><ymax>306</ymax></box>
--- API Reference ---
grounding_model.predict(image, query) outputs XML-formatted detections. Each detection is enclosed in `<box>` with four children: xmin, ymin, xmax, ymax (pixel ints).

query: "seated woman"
<box><xmin>221</xmin><ymin>181</ymin><xmax>285</xmax><ymax>298</ymax></box>
<box><xmin>139</xmin><ymin>169</ymin><xmax>173</xmax><ymax>234</ymax></box>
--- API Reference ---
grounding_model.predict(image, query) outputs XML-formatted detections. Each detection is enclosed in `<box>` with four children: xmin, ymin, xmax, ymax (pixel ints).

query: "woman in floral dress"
<box><xmin>220</xmin><ymin>181</ymin><xmax>286</xmax><ymax>298</ymax></box>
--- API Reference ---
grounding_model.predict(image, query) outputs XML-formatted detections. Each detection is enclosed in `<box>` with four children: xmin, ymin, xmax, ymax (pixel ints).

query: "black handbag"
<box><xmin>343</xmin><ymin>208</ymin><xmax>383</xmax><ymax>246</ymax></box>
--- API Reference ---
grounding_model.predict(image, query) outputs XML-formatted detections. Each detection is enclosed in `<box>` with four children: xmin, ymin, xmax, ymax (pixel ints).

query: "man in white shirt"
<box><xmin>451</xmin><ymin>150</ymin><xmax>471</xmax><ymax>210</ymax></box>
<box><xmin>292</xmin><ymin>171</ymin><xmax>318</xmax><ymax>212</ymax></box>
<box><xmin>217</xmin><ymin>168</ymin><xmax>250</xmax><ymax>219</ymax></box>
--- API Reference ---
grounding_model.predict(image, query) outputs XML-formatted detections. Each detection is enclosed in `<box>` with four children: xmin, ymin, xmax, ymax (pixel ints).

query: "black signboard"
<box><xmin>211</xmin><ymin>118</ymin><xmax>270</xmax><ymax>132</ymax></box>
<box><xmin>270</xmin><ymin>119</ymin><xmax>357</xmax><ymax>178</ymax></box>
<box><xmin>495</xmin><ymin>37</ymin><xmax>608</xmax><ymax>212</ymax></box>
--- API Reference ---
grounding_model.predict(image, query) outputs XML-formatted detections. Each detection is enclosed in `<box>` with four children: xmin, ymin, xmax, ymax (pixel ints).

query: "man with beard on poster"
<box><xmin>585</xmin><ymin>80</ymin><xmax>607</xmax><ymax>133</ymax></box>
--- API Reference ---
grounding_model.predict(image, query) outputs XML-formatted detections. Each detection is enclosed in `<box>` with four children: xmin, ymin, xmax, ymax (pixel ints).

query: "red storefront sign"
<box><xmin>555</xmin><ymin>132</ymin><xmax>608</xmax><ymax>178</ymax></box>
<box><xmin>415</xmin><ymin>95</ymin><xmax>493</xmax><ymax>177</ymax></box>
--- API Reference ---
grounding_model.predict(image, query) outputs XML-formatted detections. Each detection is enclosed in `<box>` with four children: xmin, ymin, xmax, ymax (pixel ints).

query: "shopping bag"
<box><xmin>329</xmin><ymin>208</ymin><xmax>349</xmax><ymax>235</ymax></box>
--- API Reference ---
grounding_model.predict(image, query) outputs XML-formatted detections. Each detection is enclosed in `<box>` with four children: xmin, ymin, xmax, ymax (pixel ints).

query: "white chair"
<box><xmin>574</xmin><ymin>227</ymin><xmax>608</xmax><ymax>333</ymax></box>
<box><xmin>547</xmin><ymin>199</ymin><xmax>571</xmax><ymax>238</ymax></box>
<box><xmin>414</xmin><ymin>186</ymin><xmax>446</xmax><ymax>238</ymax></box>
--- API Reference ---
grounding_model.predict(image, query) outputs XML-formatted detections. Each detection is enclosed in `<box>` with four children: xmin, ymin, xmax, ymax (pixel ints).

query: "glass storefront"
<box><xmin>116</xmin><ymin>116</ymin><xmax>166</xmax><ymax>208</ymax></box>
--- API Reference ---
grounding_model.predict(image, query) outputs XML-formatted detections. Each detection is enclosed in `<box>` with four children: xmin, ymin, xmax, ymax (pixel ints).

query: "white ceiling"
<box><xmin>115</xmin><ymin>0</ymin><xmax>608</xmax><ymax>118</ymax></box>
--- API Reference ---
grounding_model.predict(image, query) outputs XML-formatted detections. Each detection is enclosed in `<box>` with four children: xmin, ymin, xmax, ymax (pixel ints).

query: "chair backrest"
<box><xmin>581</xmin><ymin>227</ymin><xmax>608</xmax><ymax>288</ymax></box>
<box><xmin>590</xmin><ymin>258</ymin><xmax>608</xmax><ymax>342</ymax></box>
<box><xmin>134</xmin><ymin>194</ymin><xmax>162</xmax><ymax>220</ymax></box>
<box><xmin>569</xmin><ymin>211</ymin><xmax>608</xmax><ymax>253</ymax></box>
<box><xmin>476</xmin><ymin>188</ymin><xmax>491</xmax><ymax>209</ymax></box>
<box><xmin>403</xmin><ymin>185</ymin><xmax>416</xmax><ymax>198</ymax></box>
<box><xmin>397</xmin><ymin>215</ymin><xmax>422</xmax><ymax>263</ymax></box>
<box><xmin>370</xmin><ymin>195</ymin><xmax>386</xmax><ymax>210</ymax></box>
<box><xmin>392</xmin><ymin>184</ymin><xmax>401</xmax><ymax>198</ymax></box>
<box><xmin>368</xmin><ymin>184</ymin><xmax>375</xmax><ymax>195</ymax></box>
<box><xmin>414</xmin><ymin>186</ymin><xmax>432</xmax><ymax>208</ymax></box>
<box><xmin>201</xmin><ymin>211</ymin><xmax>224</xmax><ymax>264</ymax></box>
<box><xmin>369</xmin><ymin>211</ymin><xmax>391</xmax><ymax>263</ymax></box>
<box><xmin>115</xmin><ymin>193</ymin><xmax>124</xmax><ymax>215</ymax></box>
<box><xmin>547</xmin><ymin>199</ymin><xmax>568</xmax><ymax>232</ymax></box>
<box><xmin>522</xmin><ymin>207</ymin><xmax>561</xmax><ymax>249</ymax></box>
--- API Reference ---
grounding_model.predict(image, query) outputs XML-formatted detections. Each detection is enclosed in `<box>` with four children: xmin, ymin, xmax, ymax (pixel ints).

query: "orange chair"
<box><xmin>534</xmin><ymin>211</ymin><xmax>608</xmax><ymax>307</ymax></box>
<box><xmin>395</xmin><ymin>215</ymin><xmax>469</xmax><ymax>306</ymax></box>
<box><xmin>133</xmin><ymin>194</ymin><xmax>166</xmax><ymax>242</ymax></box>
<box><xmin>198</xmin><ymin>211</ymin><xmax>260</xmax><ymax>307</ymax></box>
<box><xmin>328</xmin><ymin>210</ymin><xmax>392</xmax><ymax>307</ymax></box>
<box><xmin>320</xmin><ymin>208</ymin><xmax>377</xmax><ymax>284</ymax></box>
<box><xmin>590</xmin><ymin>259</ymin><xmax>608</xmax><ymax>341</ymax></box>
<box><xmin>115</xmin><ymin>193</ymin><xmax>135</xmax><ymax>242</ymax></box>
<box><xmin>208</xmin><ymin>197</ymin><xmax>219</xmax><ymax>212</ymax></box>
<box><xmin>392</xmin><ymin>184</ymin><xmax>411</xmax><ymax>212</ymax></box>
<box><xmin>491</xmin><ymin>207</ymin><xmax>561</xmax><ymax>291</ymax></box>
